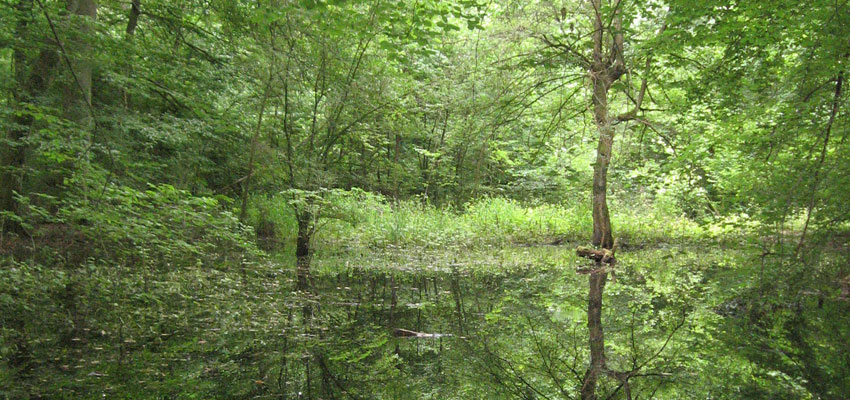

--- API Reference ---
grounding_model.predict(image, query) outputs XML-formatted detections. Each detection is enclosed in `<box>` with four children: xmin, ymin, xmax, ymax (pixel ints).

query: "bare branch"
<box><xmin>540</xmin><ymin>33</ymin><xmax>591</xmax><ymax>68</ymax></box>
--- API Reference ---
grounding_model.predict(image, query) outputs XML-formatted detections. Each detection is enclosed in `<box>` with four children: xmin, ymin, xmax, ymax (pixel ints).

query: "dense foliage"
<box><xmin>1</xmin><ymin>0</ymin><xmax>847</xmax><ymax>398</ymax></box>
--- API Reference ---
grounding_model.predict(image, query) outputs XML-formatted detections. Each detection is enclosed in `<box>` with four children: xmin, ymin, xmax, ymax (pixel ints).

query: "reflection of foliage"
<box><xmin>465</xmin><ymin>248</ymin><xmax>710</xmax><ymax>399</ymax></box>
<box><xmin>0</xmin><ymin>183</ymin><xmax>261</xmax><ymax>397</ymax></box>
<box><xmin>718</xmin><ymin>254</ymin><xmax>850</xmax><ymax>399</ymax></box>
<box><xmin>0</xmin><ymin>0</ymin><xmax>848</xmax><ymax>398</ymax></box>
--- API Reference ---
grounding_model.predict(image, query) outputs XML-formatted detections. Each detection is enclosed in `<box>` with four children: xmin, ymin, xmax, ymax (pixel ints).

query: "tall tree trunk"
<box><xmin>580</xmin><ymin>1</ymin><xmax>626</xmax><ymax>398</ymax></box>
<box><xmin>62</xmin><ymin>0</ymin><xmax>97</xmax><ymax>127</ymax></box>
<box><xmin>1</xmin><ymin>0</ymin><xmax>34</xmax><ymax>220</ymax></box>
<box><xmin>239</xmin><ymin>66</ymin><xmax>273</xmax><ymax>222</ymax></box>
<box><xmin>295</xmin><ymin>211</ymin><xmax>313</xmax><ymax>293</ymax></box>
<box><xmin>591</xmin><ymin>73</ymin><xmax>614</xmax><ymax>249</ymax></box>
<box><xmin>122</xmin><ymin>0</ymin><xmax>140</xmax><ymax>108</ymax></box>
<box><xmin>796</xmin><ymin>71</ymin><xmax>843</xmax><ymax>257</ymax></box>
<box><xmin>125</xmin><ymin>0</ymin><xmax>140</xmax><ymax>36</ymax></box>
<box><xmin>581</xmin><ymin>271</ymin><xmax>608</xmax><ymax>400</ymax></box>
<box><xmin>1</xmin><ymin>0</ymin><xmax>60</xmax><ymax>228</ymax></box>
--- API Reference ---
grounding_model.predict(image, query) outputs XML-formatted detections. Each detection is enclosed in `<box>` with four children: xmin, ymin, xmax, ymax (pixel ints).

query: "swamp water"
<box><xmin>9</xmin><ymin>242</ymin><xmax>780</xmax><ymax>399</ymax></box>
<box><xmin>258</xmin><ymin>244</ymin><xmax>738</xmax><ymax>399</ymax></box>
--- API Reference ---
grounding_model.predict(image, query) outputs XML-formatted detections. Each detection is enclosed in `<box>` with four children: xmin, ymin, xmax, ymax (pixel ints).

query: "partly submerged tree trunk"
<box><xmin>581</xmin><ymin>272</ymin><xmax>608</xmax><ymax>400</ymax></box>
<box><xmin>295</xmin><ymin>210</ymin><xmax>314</xmax><ymax>293</ymax></box>
<box><xmin>590</xmin><ymin>72</ymin><xmax>614</xmax><ymax>250</ymax></box>
<box><xmin>581</xmin><ymin>1</ymin><xmax>626</xmax><ymax>398</ymax></box>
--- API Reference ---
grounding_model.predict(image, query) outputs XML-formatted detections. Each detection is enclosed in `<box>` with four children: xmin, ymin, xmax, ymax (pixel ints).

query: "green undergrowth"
<box><xmin>251</xmin><ymin>191</ymin><xmax>740</xmax><ymax>255</ymax></box>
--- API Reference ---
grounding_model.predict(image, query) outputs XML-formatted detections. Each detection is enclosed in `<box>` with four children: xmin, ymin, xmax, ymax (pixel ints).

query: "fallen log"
<box><xmin>576</xmin><ymin>246</ymin><xmax>616</xmax><ymax>264</ymax></box>
<box><xmin>393</xmin><ymin>328</ymin><xmax>453</xmax><ymax>339</ymax></box>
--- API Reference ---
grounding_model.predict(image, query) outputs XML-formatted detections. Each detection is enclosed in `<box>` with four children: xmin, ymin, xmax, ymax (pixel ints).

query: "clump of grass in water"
<box><xmin>258</xmin><ymin>190</ymin><xmax>717</xmax><ymax>253</ymax></box>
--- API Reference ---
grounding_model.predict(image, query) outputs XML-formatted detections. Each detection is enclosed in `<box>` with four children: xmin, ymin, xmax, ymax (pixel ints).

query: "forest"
<box><xmin>1</xmin><ymin>0</ymin><xmax>848</xmax><ymax>399</ymax></box>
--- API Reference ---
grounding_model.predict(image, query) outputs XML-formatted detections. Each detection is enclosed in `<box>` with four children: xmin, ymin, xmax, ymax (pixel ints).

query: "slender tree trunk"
<box><xmin>1</xmin><ymin>0</ymin><xmax>35</xmax><ymax>220</ymax></box>
<box><xmin>581</xmin><ymin>271</ymin><xmax>608</xmax><ymax>400</ymax></box>
<box><xmin>55</xmin><ymin>3</ymin><xmax>95</xmax><ymax>377</ymax></box>
<box><xmin>126</xmin><ymin>0</ymin><xmax>140</xmax><ymax>36</ymax></box>
<box><xmin>62</xmin><ymin>0</ymin><xmax>97</xmax><ymax>127</ymax></box>
<box><xmin>591</xmin><ymin>73</ymin><xmax>615</xmax><ymax>249</ymax></box>
<box><xmin>239</xmin><ymin>67</ymin><xmax>273</xmax><ymax>222</ymax></box>
<box><xmin>796</xmin><ymin>71</ymin><xmax>843</xmax><ymax>257</ymax></box>
<box><xmin>122</xmin><ymin>0</ymin><xmax>140</xmax><ymax>108</ymax></box>
<box><xmin>580</xmin><ymin>1</ymin><xmax>626</xmax><ymax>398</ymax></box>
<box><xmin>393</xmin><ymin>132</ymin><xmax>401</xmax><ymax>201</ymax></box>
<box><xmin>295</xmin><ymin>210</ymin><xmax>313</xmax><ymax>293</ymax></box>
<box><xmin>2</xmin><ymin>0</ymin><xmax>64</xmax><ymax>227</ymax></box>
<box><xmin>2</xmin><ymin>0</ymin><xmax>39</xmax><ymax>354</ymax></box>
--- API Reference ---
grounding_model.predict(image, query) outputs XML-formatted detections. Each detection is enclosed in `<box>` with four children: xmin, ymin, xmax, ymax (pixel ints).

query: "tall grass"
<box><xmin>253</xmin><ymin>190</ymin><xmax>713</xmax><ymax>252</ymax></box>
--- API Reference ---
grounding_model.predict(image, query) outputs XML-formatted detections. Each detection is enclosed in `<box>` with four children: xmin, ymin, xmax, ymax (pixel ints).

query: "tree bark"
<box><xmin>62</xmin><ymin>0</ymin><xmax>97</xmax><ymax>127</ymax></box>
<box><xmin>239</xmin><ymin>66</ymin><xmax>273</xmax><ymax>222</ymax></box>
<box><xmin>796</xmin><ymin>71</ymin><xmax>843</xmax><ymax>257</ymax></box>
<box><xmin>122</xmin><ymin>0</ymin><xmax>140</xmax><ymax>108</ymax></box>
<box><xmin>580</xmin><ymin>1</ymin><xmax>626</xmax><ymax>398</ymax></box>
<box><xmin>126</xmin><ymin>0</ymin><xmax>140</xmax><ymax>36</ymax></box>
<box><xmin>295</xmin><ymin>210</ymin><xmax>314</xmax><ymax>293</ymax></box>
<box><xmin>591</xmin><ymin>72</ymin><xmax>614</xmax><ymax>249</ymax></box>
<box><xmin>2</xmin><ymin>0</ymin><xmax>61</xmax><ymax>227</ymax></box>
<box><xmin>581</xmin><ymin>271</ymin><xmax>608</xmax><ymax>400</ymax></box>
<box><xmin>1</xmin><ymin>0</ymin><xmax>34</xmax><ymax>220</ymax></box>
<box><xmin>295</xmin><ymin>209</ymin><xmax>315</xmax><ymax>325</ymax></box>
